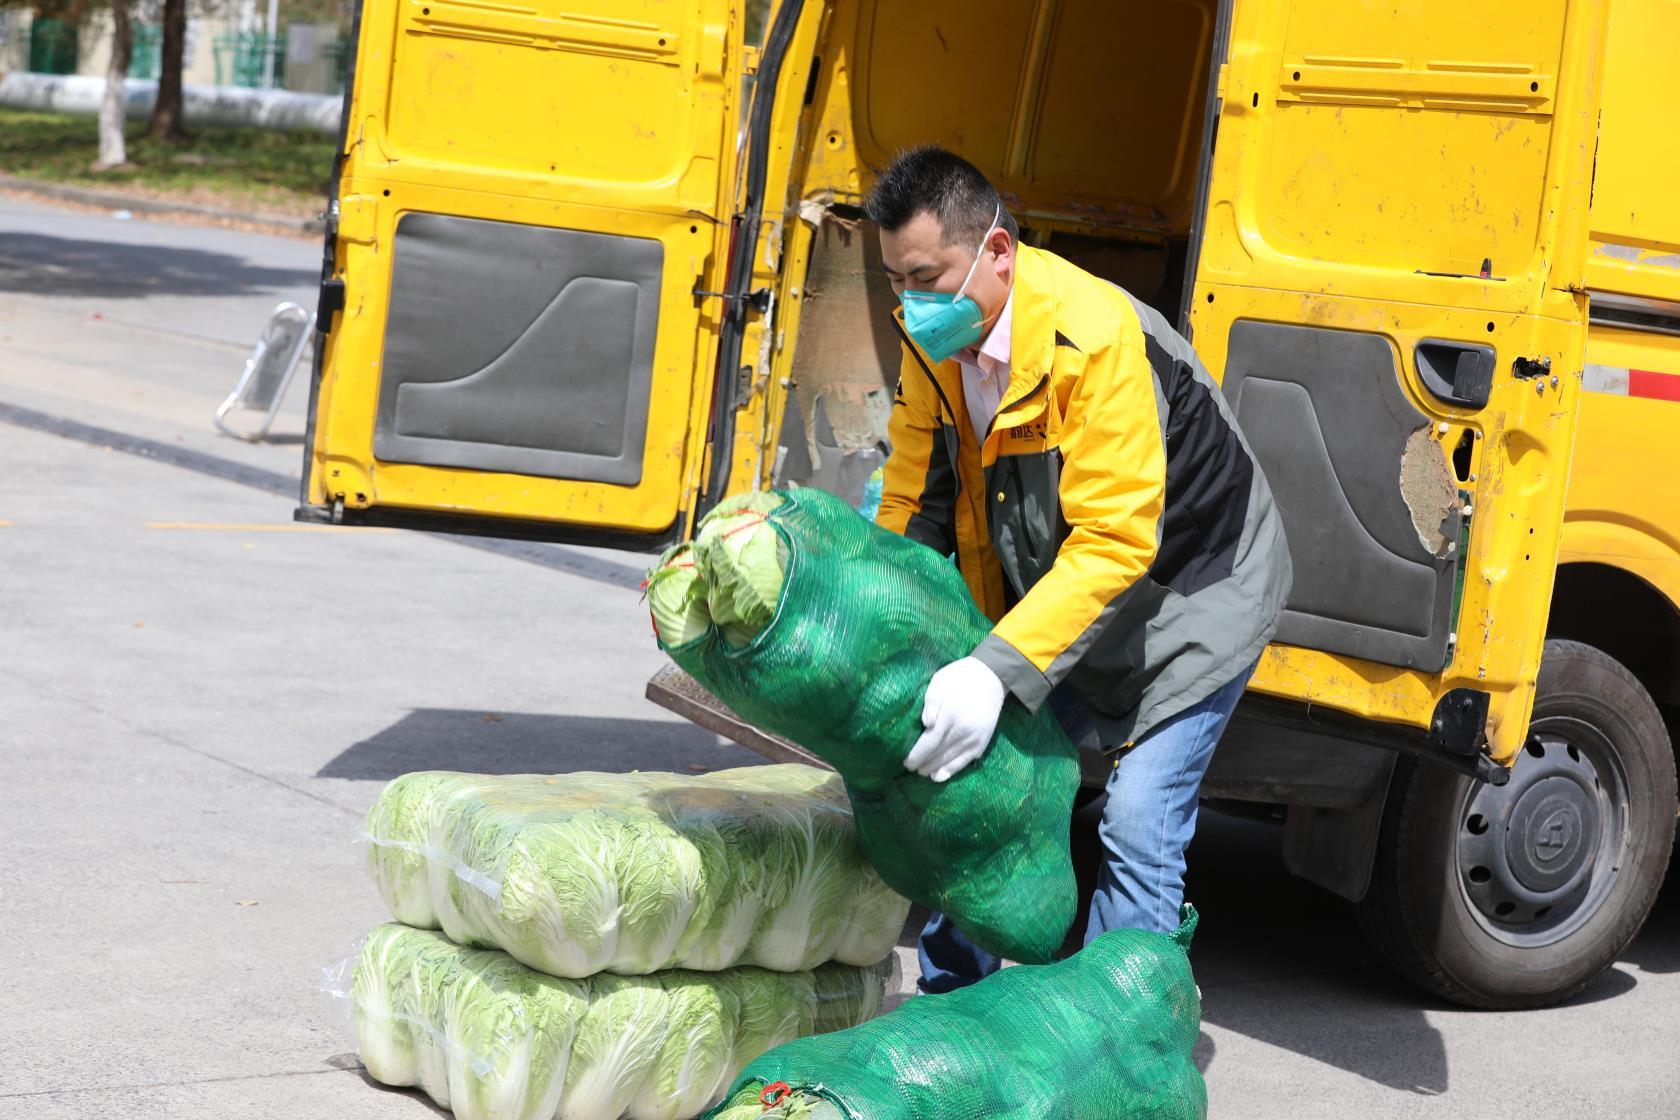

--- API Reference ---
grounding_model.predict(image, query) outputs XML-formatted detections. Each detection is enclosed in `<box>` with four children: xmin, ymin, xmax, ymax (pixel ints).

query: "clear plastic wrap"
<box><xmin>361</xmin><ymin>764</ymin><xmax>908</xmax><ymax>978</ymax></box>
<box><xmin>325</xmin><ymin>924</ymin><xmax>897</xmax><ymax>1120</ymax></box>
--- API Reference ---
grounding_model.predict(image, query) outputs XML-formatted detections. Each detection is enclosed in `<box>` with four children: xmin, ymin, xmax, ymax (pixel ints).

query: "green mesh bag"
<box><xmin>656</xmin><ymin>488</ymin><xmax>1080</xmax><ymax>963</ymax></box>
<box><xmin>704</xmin><ymin>909</ymin><xmax>1207</xmax><ymax>1120</ymax></box>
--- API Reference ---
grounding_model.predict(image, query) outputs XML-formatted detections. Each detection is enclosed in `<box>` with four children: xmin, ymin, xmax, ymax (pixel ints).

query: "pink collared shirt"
<box><xmin>954</xmin><ymin>286</ymin><xmax>1014</xmax><ymax>443</ymax></box>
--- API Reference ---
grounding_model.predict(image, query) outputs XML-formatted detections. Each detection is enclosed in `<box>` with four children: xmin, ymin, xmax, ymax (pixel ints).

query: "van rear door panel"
<box><xmin>1194</xmin><ymin>0</ymin><xmax>1608</xmax><ymax>762</ymax></box>
<box><xmin>372</xmin><ymin>215</ymin><xmax>663</xmax><ymax>487</ymax></box>
<box><xmin>1222</xmin><ymin>320</ymin><xmax>1459</xmax><ymax>670</ymax></box>
<box><xmin>304</xmin><ymin>0</ymin><xmax>747</xmax><ymax>543</ymax></box>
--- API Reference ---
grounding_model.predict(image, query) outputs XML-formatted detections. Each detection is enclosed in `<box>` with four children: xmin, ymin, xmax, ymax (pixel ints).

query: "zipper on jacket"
<box><xmin>1011</xmin><ymin>456</ymin><xmax>1044</xmax><ymax>569</ymax></box>
<box><xmin>984</xmin><ymin>374</ymin><xmax>1049</xmax><ymax>442</ymax></box>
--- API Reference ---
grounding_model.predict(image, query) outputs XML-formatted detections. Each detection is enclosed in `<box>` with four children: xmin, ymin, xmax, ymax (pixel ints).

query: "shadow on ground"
<box><xmin>1620</xmin><ymin>853</ymin><xmax>1680</xmax><ymax>976</ymax></box>
<box><xmin>1168</xmin><ymin>804</ymin><xmax>1680</xmax><ymax>1097</ymax></box>
<box><xmin>1170</xmin><ymin>808</ymin><xmax>1450</xmax><ymax>1094</ymax></box>
<box><xmin>0</xmin><ymin>232</ymin><xmax>315</xmax><ymax>298</ymax></box>
<box><xmin>315</xmin><ymin>708</ymin><xmax>767</xmax><ymax>781</ymax></box>
<box><xmin>325</xmin><ymin>1057</ymin><xmax>450</xmax><ymax>1118</ymax></box>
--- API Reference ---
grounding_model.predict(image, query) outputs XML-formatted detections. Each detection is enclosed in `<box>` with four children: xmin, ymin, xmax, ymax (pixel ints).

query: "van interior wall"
<box><xmin>1028</xmin><ymin>231</ymin><xmax>1188</xmax><ymax>324</ymax></box>
<box><xmin>773</xmin><ymin>215</ymin><xmax>901</xmax><ymax>501</ymax></box>
<box><xmin>776</xmin><ymin>0</ymin><xmax>1217</xmax><ymax>486</ymax></box>
<box><xmin>774</xmin><ymin>219</ymin><xmax>1185</xmax><ymax>472</ymax></box>
<box><xmin>774</xmin><ymin>218</ymin><xmax>1190</xmax><ymax>496</ymax></box>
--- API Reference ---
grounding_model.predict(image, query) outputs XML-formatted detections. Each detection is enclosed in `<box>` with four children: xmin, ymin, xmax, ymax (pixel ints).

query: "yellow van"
<box><xmin>298</xmin><ymin>0</ymin><xmax>1676</xmax><ymax>1007</ymax></box>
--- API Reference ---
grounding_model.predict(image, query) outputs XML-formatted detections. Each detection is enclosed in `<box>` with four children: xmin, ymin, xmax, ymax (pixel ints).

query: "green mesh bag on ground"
<box><xmin>704</xmin><ymin>909</ymin><xmax>1206</xmax><ymax>1120</ymax></box>
<box><xmin>651</xmin><ymin>488</ymin><xmax>1080</xmax><ymax>963</ymax></box>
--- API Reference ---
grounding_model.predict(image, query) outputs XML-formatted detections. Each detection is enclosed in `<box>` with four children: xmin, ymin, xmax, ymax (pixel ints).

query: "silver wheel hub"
<box><xmin>1455</xmin><ymin>723</ymin><xmax>1627</xmax><ymax>946</ymax></box>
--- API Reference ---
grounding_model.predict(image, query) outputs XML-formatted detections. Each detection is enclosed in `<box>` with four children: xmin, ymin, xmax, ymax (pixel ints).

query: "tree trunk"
<box><xmin>95</xmin><ymin>0</ymin><xmax>135</xmax><ymax>169</ymax></box>
<box><xmin>149</xmin><ymin>0</ymin><xmax>187</xmax><ymax>141</ymax></box>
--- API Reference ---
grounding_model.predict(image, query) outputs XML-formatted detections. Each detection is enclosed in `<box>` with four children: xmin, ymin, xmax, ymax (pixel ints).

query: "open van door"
<box><xmin>300</xmin><ymin>0</ymin><xmax>794</xmax><ymax>549</ymax></box>
<box><xmin>1191</xmin><ymin>0</ymin><xmax>1608</xmax><ymax>768</ymax></box>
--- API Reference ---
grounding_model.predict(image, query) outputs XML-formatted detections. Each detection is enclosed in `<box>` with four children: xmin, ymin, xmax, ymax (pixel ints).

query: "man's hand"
<box><xmin>904</xmin><ymin>657</ymin><xmax>1006</xmax><ymax>783</ymax></box>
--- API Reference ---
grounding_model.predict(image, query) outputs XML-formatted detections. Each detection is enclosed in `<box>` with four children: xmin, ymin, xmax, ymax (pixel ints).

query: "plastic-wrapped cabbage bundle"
<box><xmin>363</xmin><ymin>764</ymin><xmax>908</xmax><ymax>978</ymax></box>
<box><xmin>334</xmin><ymin>924</ymin><xmax>895</xmax><ymax>1120</ymax></box>
<box><xmin>649</xmin><ymin>489</ymin><xmax>1080</xmax><ymax>963</ymax></box>
<box><xmin>705</xmin><ymin>910</ymin><xmax>1206</xmax><ymax>1120</ymax></box>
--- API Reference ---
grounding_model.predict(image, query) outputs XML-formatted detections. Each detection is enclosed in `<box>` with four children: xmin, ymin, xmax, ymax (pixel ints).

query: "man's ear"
<box><xmin>986</xmin><ymin>227</ymin><xmax>1015</xmax><ymax>282</ymax></box>
<box><xmin>987</xmin><ymin>226</ymin><xmax>1014</xmax><ymax>261</ymax></box>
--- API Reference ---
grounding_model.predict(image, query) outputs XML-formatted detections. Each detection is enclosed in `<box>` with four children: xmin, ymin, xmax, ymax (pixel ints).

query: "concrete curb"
<box><xmin>0</xmin><ymin>173</ymin><xmax>326</xmax><ymax>237</ymax></box>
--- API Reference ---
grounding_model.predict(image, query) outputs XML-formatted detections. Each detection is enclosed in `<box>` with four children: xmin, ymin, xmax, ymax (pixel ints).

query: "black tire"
<box><xmin>1356</xmin><ymin>640</ymin><xmax>1677</xmax><ymax>1008</ymax></box>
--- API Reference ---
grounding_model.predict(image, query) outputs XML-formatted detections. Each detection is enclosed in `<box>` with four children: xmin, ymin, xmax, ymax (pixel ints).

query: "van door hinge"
<box><xmin>694</xmin><ymin>286</ymin><xmax>772</xmax><ymax>314</ymax></box>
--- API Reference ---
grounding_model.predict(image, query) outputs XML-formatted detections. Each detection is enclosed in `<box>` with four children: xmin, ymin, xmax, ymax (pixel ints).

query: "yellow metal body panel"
<box><xmin>1560</xmin><ymin>0</ymin><xmax>1680</xmax><ymax>661</ymax></box>
<box><xmin>307</xmin><ymin>0</ymin><xmax>748</xmax><ymax>536</ymax></box>
<box><xmin>1190</xmin><ymin>0</ymin><xmax>1606</xmax><ymax>764</ymax></box>
<box><xmin>1584</xmin><ymin>0</ymin><xmax>1680</xmax><ymax>303</ymax></box>
<box><xmin>1563</xmin><ymin>326</ymin><xmax>1680</xmax><ymax>608</ymax></box>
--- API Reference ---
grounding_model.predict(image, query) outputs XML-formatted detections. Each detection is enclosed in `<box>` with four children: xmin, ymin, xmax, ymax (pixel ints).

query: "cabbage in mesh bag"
<box><xmin>691</xmin><ymin>490</ymin><xmax>789</xmax><ymax>647</ymax></box>
<box><xmin>646</xmin><ymin>544</ymin><xmax>711</xmax><ymax>648</ymax></box>
<box><xmin>712</xmin><ymin>1088</ymin><xmax>844</xmax><ymax>1120</ymax></box>
<box><xmin>705</xmin><ymin>910</ymin><xmax>1207</xmax><ymax>1120</ymax></box>
<box><xmin>333</xmin><ymin>924</ymin><xmax>895</xmax><ymax>1120</ymax></box>
<box><xmin>649</xmin><ymin>491</ymin><xmax>789</xmax><ymax>648</ymax></box>
<box><xmin>653</xmin><ymin>488</ymin><xmax>1081</xmax><ymax>963</ymax></box>
<box><xmin>362</xmin><ymin>765</ymin><xmax>908</xmax><ymax>978</ymax></box>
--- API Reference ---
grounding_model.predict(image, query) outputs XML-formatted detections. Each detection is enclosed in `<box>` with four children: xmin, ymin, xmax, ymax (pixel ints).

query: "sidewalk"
<box><xmin>0</xmin><ymin>173</ymin><xmax>325</xmax><ymax>238</ymax></box>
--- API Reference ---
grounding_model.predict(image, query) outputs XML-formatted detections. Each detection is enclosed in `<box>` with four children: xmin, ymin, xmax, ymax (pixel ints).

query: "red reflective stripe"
<box><xmin>1628</xmin><ymin>369</ymin><xmax>1680</xmax><ymax>402</ymax></box>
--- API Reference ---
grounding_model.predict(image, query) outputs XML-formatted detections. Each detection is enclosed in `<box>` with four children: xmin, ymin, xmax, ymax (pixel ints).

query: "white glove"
<box><xmin>904</xmin><ymin>657</ymin><xmax>1006</xmax><ymax>783</ymax></box>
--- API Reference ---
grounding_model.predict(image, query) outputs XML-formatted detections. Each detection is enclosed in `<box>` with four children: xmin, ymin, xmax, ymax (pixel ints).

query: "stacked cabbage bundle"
<box><xmin>338</xmin><ymin>764</ymin><xmax>909</xmax><ymax>1120</ymax></box>
<box><xmin>346</xmin><ymin>926</ymin><xmax>892</xmax><ymax>1120</ymax></box>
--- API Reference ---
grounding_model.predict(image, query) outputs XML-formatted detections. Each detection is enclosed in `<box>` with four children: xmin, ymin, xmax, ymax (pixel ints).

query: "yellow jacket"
<box><xmin>877</xmin><ymin>245</ymin><xmax>1292</xmax><ymax>744</ymax></box>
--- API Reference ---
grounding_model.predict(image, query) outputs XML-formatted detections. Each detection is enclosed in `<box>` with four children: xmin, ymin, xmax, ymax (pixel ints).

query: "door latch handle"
<box><xmin>1416</xmin><ymin>340</ymin><xmax>1496</xmax><ymax>409</ymax></box>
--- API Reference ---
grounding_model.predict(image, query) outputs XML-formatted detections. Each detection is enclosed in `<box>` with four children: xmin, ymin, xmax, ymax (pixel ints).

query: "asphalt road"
<box><xmin>2</xmin><ymin>197</ymin><xmax>1676</xmax><ymax>1119</ymax></box>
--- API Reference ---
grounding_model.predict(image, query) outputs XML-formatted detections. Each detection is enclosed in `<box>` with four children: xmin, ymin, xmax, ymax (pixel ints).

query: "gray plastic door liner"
<box><xmin>1221</xmin><ymin>320</ymin><xmax>1460</xmax><ymax>670</ymax></box>
<box><xmin>372</xmin><ymin>212</ymin><xmax>663</xmax><ymax>486</ymax></box>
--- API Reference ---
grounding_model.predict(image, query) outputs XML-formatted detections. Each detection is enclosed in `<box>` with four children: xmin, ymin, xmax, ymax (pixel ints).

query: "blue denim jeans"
<box><xmin>916</xmin><ymin>664</ymin><xmax>1255</xmax><ymax>994</ymax></box>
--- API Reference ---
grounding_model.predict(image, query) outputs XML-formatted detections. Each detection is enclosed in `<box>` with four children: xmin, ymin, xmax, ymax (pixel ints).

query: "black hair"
<box><xmin>864</xmin><ymin>145</ymin><xmax>1020</xmax><ymax>246</ymax></box>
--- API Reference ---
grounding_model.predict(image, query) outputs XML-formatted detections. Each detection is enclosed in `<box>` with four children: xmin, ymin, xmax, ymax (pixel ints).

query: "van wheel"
<box><xmin>1356</xmin><ymin>640</ymin><xmax>1677</xmax><ymax>1008</ymax></box>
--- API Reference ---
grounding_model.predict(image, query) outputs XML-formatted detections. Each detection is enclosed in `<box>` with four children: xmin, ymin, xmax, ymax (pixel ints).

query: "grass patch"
<box><xmin>0</xmin><ymin>107</ymin><xmax>335</xmax><ymax>216</ymax></box>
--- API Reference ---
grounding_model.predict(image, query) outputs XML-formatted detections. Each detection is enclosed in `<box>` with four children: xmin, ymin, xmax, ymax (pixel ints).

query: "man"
<box><xmin>867</xmin><ymin>146</ymin><xmax>1293</xmax><ymax>993</ymax></box>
